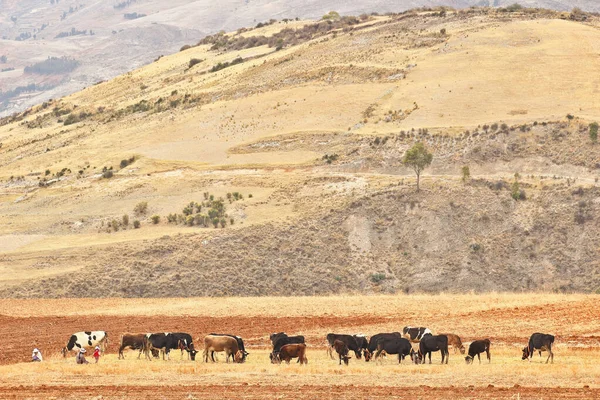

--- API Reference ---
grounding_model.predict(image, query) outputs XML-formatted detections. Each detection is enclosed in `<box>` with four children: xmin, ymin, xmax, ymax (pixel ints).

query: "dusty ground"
<box><xmin>0</xmin><ymin>294</ymin><xmax>598</xmax><ymax>398</ymax></box>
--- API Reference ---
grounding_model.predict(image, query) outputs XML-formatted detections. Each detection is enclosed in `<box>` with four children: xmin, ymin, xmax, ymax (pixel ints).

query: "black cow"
<box><xmin>273</xmin><ymin>334</ymin><xmax>305</xmax><ymax>353</ymax></box>
<box><xmin>209</xmin><ymin>333</ymin><xmax>249</xmax><ymax>362</ymax></box>
<box><xmin>270</xmin><ymin>332</ymin><xmax>287</xmax><ymax>345</ymax></box>
<box><xmin>333</xmin><ymin>340</ymin><xmax>351</xmax><ymax>365</ymax></box>
<box><xmin>144</xmin><ymin>333</ymin><xmax>192</xmax><ymax>361</ymax></box>
<box><xmin>402</xmin><ymin>327</ymin><xmax>433</xmax><ymax>342</ymax></box>
<box><xmin>326</xmin><ymin>334</ymin><xmax>366</xmax><ymax>359</ymax></box>
<box><xmin>465</xmin><ymin>339</ymin><xmax>491</xmax><ymax>364</ymax></box>
<box><xmin>364</xmin><ymin>332</ymin><xmax>402</xmax><ymax>361</ymax></box>
<box><xmin>522</xmin><ymin>333</ymin><xmax>554</xmax><ymax>364</ymax></box>
<box><xmin>373</xmin><ymin>337</ymin><xmax>412</xmax><ymax>364</ymax></box>
<box><xmin>414</xmin><ymin>334</ymin><xmax>449</xmax><ymax>364</ymax></box>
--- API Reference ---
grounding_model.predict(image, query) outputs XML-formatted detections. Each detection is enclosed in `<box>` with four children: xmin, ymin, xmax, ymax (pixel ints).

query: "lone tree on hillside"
<box><xmin>403</xmin><ymin>142</ymin><xmax>433</xmax><ymax>192</ymax></box>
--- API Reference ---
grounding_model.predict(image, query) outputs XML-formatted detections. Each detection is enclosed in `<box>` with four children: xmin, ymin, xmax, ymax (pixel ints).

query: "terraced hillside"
<box><xmin>0</xmin><ymin>7</ymin><xmax>599</xmax><ymax>297</ymax></box>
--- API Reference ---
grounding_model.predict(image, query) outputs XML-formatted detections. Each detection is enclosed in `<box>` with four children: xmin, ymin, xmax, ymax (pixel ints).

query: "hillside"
<box><xmin>0</xmin><ymin>7</ymin><xmax>599</xmax><ymax>297</ymax></box>
<box><xmin>2</xmin><ymin>1</ymin><xmax>600</xmax><ymax>117</ymax></box>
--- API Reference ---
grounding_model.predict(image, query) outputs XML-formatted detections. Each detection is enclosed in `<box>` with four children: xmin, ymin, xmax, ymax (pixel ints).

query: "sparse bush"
<box><xmin>212</xmin><ymin>217</ymin><xmax>219</xmax><ymax>228</ymax></box>
<box><xmin>151</xmin><ymin>215</ymin><xmax>160</xmax><ymax>224</ymax></box>
<box><xmin>133</xmin><ymin>220</ymin><xmax>140</xmax><ymax>229</ymax></box>
<box><xmin>220</xmin><ymin>218</ymin><xmax>226</xmax><ymax>228</ymax></box>
<box><xmin>188</xmin><ymin>58</ymin><xmax>203</xmax><ymax>68</ymax></box>
<box><xmin>403</xmin><ymin>142</ymin><xmax>433</xmax><ymax>192</ymax></box>
<box><xmin>470</xmin><ymin>243</ymin><xmax>481</xmax><ymax>252</ymax></box>
<box><xmin>566</xmin><ymin>114</ymin><xmax>575</xmax><ymax>121</ymax></box>
<box><xmin>461</xmin><ymin>165</ymin><xmax>470</xmax><ymax>183</ymax></box>
<box><xmin>186</xmin><ymin>215</ymin><xmax>194</xmax><ymax>226</ymax></box>
<box><xmin>122</xmin><ymin>214</ymin><xmax>129</xmax><ymax>226</ymax></box>
<box><xmin>370</xmin><ymin>273</ymin><xmax>386</xmax><ymax>283</ymax></box>
<box><xmin>589</xmin><ymin>122</ymin><xmax>598</xmax><ymax>143</ymax></box>
<box><xmin>134</xmin><ymin>201</ymin><xmax>148</xmax><ymax>215</ymax></box>
<box><xmin>111</xmin><ymin>219</ymin><xmax>120</xmax><ymax>232</ymax></box>
<box><xmin>102</xmin><ymin>170</ymin><xmax>114</xmax><ymax>179</ymax></box>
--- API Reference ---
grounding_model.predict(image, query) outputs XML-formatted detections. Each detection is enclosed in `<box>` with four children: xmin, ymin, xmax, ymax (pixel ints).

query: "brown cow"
<box><xmin>118</xmin><ymin>333</ymin><xmax>147</xmax><ymax>360</ymax></box>
<box><xmin>333</xmin><ymin>340</ymin><xmax>351</xmax><ymax>365</ymax></box>
<box><xmin>203</xmin><ymin>335</ymin><xmax>243</xmax><ymax>363</ymax></box>
<box><xmin>272</xmin><ymin>343</ymin><xmax>308</xmax><ymax>365</ymax></box>
<box><xmin>439</xmin><ymin>333</ymin><xmax>465</xmax><ymax>354</ymax></box>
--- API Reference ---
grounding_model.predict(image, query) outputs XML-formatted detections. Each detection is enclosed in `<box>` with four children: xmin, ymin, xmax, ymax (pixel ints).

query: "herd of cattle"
<box><xmin>59</xmin><ymin>327</ymin><xmax>556</xmax><ymax>365</ymax></box>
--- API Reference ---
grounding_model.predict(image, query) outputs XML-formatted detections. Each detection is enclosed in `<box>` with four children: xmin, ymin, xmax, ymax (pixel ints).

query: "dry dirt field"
<box><xmin>0</xmin><ymin>294</ymin><xmax>599</xmax><ymax>399</ymax></box>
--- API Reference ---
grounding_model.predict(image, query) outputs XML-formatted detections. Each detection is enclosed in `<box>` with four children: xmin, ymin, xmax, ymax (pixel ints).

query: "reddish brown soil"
<box><xmin>0</xmin><ymin>384</ymin><xmax>597</xmax><ymax>399</ymax></box>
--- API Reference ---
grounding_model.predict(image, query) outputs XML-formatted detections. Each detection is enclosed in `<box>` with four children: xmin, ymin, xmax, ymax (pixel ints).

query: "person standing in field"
<box><xmin>31</xmin><ymin>348</ymin><xmax>42</xmax><ymax>362</ymax></box>
<box><xmin>76</xmin><ymin>348</ymin><xmax>89</xmax><ymax>364</ymax></box>
<box><xmin>93</xmin><ymin>346</ymin><xmax>101</xmax><ymax>363</ymax></box>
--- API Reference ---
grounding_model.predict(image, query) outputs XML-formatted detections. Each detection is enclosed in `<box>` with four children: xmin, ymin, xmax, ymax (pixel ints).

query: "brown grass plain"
<box><xmin>0</xmin><ymin>294</ymin><xmax>599</xmax><ymax>398</ymax></box>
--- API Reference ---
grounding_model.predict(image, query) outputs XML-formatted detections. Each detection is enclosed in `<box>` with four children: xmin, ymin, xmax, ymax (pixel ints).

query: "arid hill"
<box><xmin>0</xmin><ymin>7</ymin><xmax>599</xmax><ymax>297</ymax></box>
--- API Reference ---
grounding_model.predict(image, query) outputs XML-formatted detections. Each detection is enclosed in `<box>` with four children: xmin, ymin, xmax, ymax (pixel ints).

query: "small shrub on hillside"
<box><xmin>370</xmin><ymin>273</ymin><xmax>386</xmax><ymax>283</ymax></box>
<box><xmin>210</xmin><ymin>57</ymin><xmax>244</xmax><ymax>73</ymax></box>
<box><xmin>151</xmin><ymin>215</ymin><xmax>160</xmax><ymax>224</ymax></box>
<box><xmin>133</xmin><ymin>220</ymin><xmax>140</xmax><ymax>229</ymax></box>
<box><xmin>220</xmin><ymin>218</ymin><xmax>226</xmax><ymax>228</ymax></box>
<box><xmin>566</xmin><ymin>114</ymin><xmax>575</xmax><ymax>121</ymax></box>
<box><xmin>589</xmin><ymin>122</ymin><xmax>598</xmax><ymax>143</ymax></box>
<box><xmin>180</xmin><ymin>45</ymin><xmax>192</xmax><ymax>52</ymax></box>
<box><xmin>188</xmin><ymin>58</ymin><xmax>203</xmax><ymax>68</ymax></box>
<box><xmin>102</xmin><ymin>170</ymin><xmax>114</xmax><ymax>179</ymax></box>
<box><xmin>134</xmin><ymin>201</ymin><xmax>148</xmax><ymax>215</ymax></box>
<box><xmin>461</xmin><ymin>165</ymin><xmax>470</xmax><ymax>183</ymax></box>
<box><xmin>122</xmin><ymin>214</ymin><xmax>129</xmax><ymax>226</ymax></box>
<box><xmin>212</xmin><ymin>217</ymin><xmax>219</xmax><ymax>228</ymax></box>
<box><xmin>120</xmin><ymin>156</ymin><xmax>136</xmax><ymax>169</ymax></box>
<box><xmin>500</xmin><ymin>123</ymin><xmax>508</xmax><ymax>131</ymax></box>
<box><xmin>111</xmin><ymin>219</ymin><xmax>120</xmax><ymax>232</ymax></box>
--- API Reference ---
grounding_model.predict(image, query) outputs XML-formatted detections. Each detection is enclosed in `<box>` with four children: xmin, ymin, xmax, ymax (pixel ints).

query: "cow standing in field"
<box><xmin>402</xmin><ymin>327</ymin><xmax>433</xmax><ymax>343</ymax></box>
<box><xmin>208</xmin><ymin>333</ymin><xmax>249</xmax><ymax>362</ymax></box>
<box><xmin>412</xmin><ymin>334</ymin><xmax>449</xmax><ymax>364</ymax></box>
<box><xmin>144</xmin><ymin>333</ymin><xmax>192</xmax><ymax>361</ymax></box>
<box><xmin>169</xmin><ymin>332</ymin><xmax>196</xmax><ymax>360</ymax></box>
<box><xmin>326</xmin><ymin>333</ymin><xmax>366</xmax><ymax>360</ymax></box>
<box><xmin>272</xmin><ymin>343</ymin><xmax>308</xmax><ymax>365</ymax></box>
<box><xmin>439</xmin><ymin>333</ymin><xmax>465</xmax><ymax>354</ymax></box>
<box><xmin>272</xmin><ymin>334</ymin><xmax>305</xmax><ymax>354</ymax></box>
<box><xmin>333</xmin><ymin>340</ymin><xmax>351</xmax><ymax>365</ymax></box>
<box><xmin>522</xmin><ymin>333</ymin><xmax>555</xmax><ymax>364</ymax></box>
<box><xmin>118</xmin><ymin>333</ymin><xmax>147</xmax><ymax>359</ymax></box>
<box><xmin>465</xmin><ymin>339</ymin><xmax>491</xmax><ymax>364</ymax></box>
<box><xmin>373</xmin><ymin>337</ymin><xmax>412</xmax><ymax>364</ymax></box>
<box><xmin>62</xmin><ymin>331</ymin><xmax>108</xmax><ymax>357</ymax></box>
<box><xmin>364</xmin><ymin>332</ymin><xmax>402</xmax><ymax>361</ymax></box>
<box><xmin>203</xmin><ymin>335</ymin><xmax>243</xmax><ymax>363</ymax></box>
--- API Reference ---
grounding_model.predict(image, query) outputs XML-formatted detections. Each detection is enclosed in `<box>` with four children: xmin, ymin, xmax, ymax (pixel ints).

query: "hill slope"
<box><xmin>0</xmin><ymin>8</ymin><xmax>599</xmax><ymax>297</ymax></box>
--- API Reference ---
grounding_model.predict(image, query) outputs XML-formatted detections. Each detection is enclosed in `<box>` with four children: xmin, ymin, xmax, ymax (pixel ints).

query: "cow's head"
<box><xmin>409</xmin><ymin>348</ymin><xmax>421</xmax><ymax>364</ymax></box>
<box><xmin>521</xmin><ymin>346</ymin><xmax>530</xmax><ymax>360</ymax></box>
<box><xmin>241</xmin><ymin>350</ymin><xmax>249</xmax><ymax>363</ymax></box>
<box><xmin>465</xmin><ymin>355</ymin><xmax>474</xmax><ymax>365</ymax></box>
<box><xmin>354</xmin><ymin>349</ymin><xmax>362</xmax><ymax>359</ymax></box>
<box><xmin>234</xmin><ymin>350</ymin><xmax>244</xmax><ymax>363</ymax></box>
<box><xmin>189</xmin><ymin>350</ymin><xmax>198</xmax><ymax>361</ymax></box>
<box><xmin>459</xmin><ymin>345</ymin><xmax>466</xmax><ymax>355</ymax></box>
<box><xmin>269</xmin><ymin>352</ymin><xmax>280</xmax><ymax>364</ymax></box>
<box><xmin>342</xmin><ymin>355</ymin><xmax>352</xmax><ymax>365</ymax></box>
<box><xmin>363</xmin><ymin>349</ymin><xmax>371</xmax><ymax>362</ymax></box>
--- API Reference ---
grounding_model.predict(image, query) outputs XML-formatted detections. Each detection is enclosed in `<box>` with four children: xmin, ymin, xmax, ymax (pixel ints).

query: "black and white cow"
<box><xmin>144</xmin><ymin>333</ymin><xmax>192</xmax><ymax>361</ymax></box>
<box><xmin>522</xmin><ymin>333</ymin><xmax>554</xmax><ymax>364</ymax></box>
<box><xmin>62</xmin><ymin>331</ymin><xmax>108</xmax><ymax>357</ymax></box>
<box><xmin>413</xmin><ymin>334</ymin><xmax>449</xmax><ymax>364</ymax></box>
<box><xmin>209</xmin><ymin>333</ymin><xmax>249</xmax><ymax>362</ymax></box>
<box><xmin>364</xmin><ymin>332</ymin><xmax>402</xmax><ymax>361</ymax></box>
<box><xmin>326</xmin><ymin>334</ymin><xmax>367</xmax><ymax>359</ymax></box>
<box><xmin>402</xmin><ymin>326</ymin><xmax>433</xmax><ymax>343</ymax></box>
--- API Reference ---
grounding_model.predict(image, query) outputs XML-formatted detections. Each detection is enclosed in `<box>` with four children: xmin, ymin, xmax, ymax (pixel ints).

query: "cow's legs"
<box><xmin>546</xmin><ymin>348</ymin><xmax>553</xmax><ymax>364</ymax></box>
<box><xmin>477</xmin><ymin>353</ymin><xmax>481</xmax><ymax>364</ymax></box>
<box><xmin>486</xmin><ymin>349</ymin><xmax>491</xmax><ymax>363</ymax></box>
<box><xmin>327</xmin><ymin>346</ymin><xmax>334</xmax><ymax>360</ymax></box>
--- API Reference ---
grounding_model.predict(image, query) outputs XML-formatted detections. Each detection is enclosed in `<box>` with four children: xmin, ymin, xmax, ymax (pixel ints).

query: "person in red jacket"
<box><xmin>93</xmin><ymin>346</ymin><xmax>101</xmax><ymax>363</ymax></box>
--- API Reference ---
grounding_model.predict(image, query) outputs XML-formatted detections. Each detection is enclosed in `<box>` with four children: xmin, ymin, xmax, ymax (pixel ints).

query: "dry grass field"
<box><xmin>0</xmin><ymin>294</ymin><xmax>599</xmax><ymax>398</ymax></box>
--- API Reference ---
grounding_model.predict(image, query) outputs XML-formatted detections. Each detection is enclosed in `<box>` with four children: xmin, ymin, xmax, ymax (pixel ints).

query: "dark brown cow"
<box><xmin>465</xmin><ymin>339</ymin><xmax>491</xmax><ymax>364</ymax></box>
<box><xmin>439</xmin><ymin>333</ymin><xmax>465</xmax><ymax>354</ymax></box>
<box><xmin>272</xmin><ymin>343</ymin><xmax>308</xmax><ymax>365</ymax></box>
<box><xmin>118</xmin><ymin>333</ymin><xmax>146</xmax><ymax>359</ymax></box>
<box><xmin>333</xmin><ymin>340</ymin><xmax>351</xmax><ymax>365</ymax></box>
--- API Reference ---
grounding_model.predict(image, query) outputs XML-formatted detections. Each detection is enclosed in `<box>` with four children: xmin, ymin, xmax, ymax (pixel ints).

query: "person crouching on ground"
<box><xmin>93</xmin><ymin>346</ymin><xmax>101</xmax><ymax>363</ymax></box>
<box><xmin>31</xmin><ymin>348</ymin><xmax>42</xmax><ymax>362</ymax></box>
<box><xmin>76</xmin><ymin>348</ymin><xmax>89</xmax><ymax>364</ymax></box>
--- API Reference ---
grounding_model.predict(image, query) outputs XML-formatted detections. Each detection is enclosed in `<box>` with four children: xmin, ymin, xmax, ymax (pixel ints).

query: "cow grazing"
<box><xmin>326</xmin><ymin>334</ymin><xmax>366</xmax><ymax>360</ymax></box>
<box><xmin>272</xmin><ymin>343</ymin><xmax>307</xmax><ymax>365</ymax></box>
<box><xmin>203</xmin><ymin>335</ymin><xmax>243</xmax><ymax>363</ymax></box>
<box><xmin>272</xmin><ymin>334</ymin><xmax>305</xmax><ymax>354</ymax></box>
<box><xmin>209</xmin><ymin>333</ymin><xmax>249</xmax><ymax>362</ymax></box>
<box><xmin>374</xmin><ymin>337</ymin><xmax>412</xmax><ymax>364</ymax></box>
<box><xmin>144</xmin><ymin>333</ymin><xmax>192</xmax><ymax>361</ymax></box>
<box><xmin>465</xmin><ymin>339</ymin><xmax>491</xmax><ymax>364</ymax></box>
<box><xmin>438</xmin><ymin>333</ymin><xmax>465</xmax><ymax>354</ymax></box>
<box><xmin>333</xmin><ymin>340</ymin><xmax>351</xmax><ymax>365</ymax></box>
<box><xmin>415</xmin><ymin>334</ymin><xmax>449</xmax><ymax>364</ymax></box>
<box><xmin>62</xmin><ymin>331</ymin><xmax>108</xmax><ymax>357</ymax></box>
<box><xmin>364</xmin><ymin>332</ymin><xmax>402</xmax><ymax>361</ymax></box>
<box><xmin>402</xmin><ymin>327</ymin><xmax>433</xmax><ymax>343</ymax></box>
<box><xmin>522</xmin><ymin>333</ymin><xmax>554</xmax><ymax>364</ymax></box>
